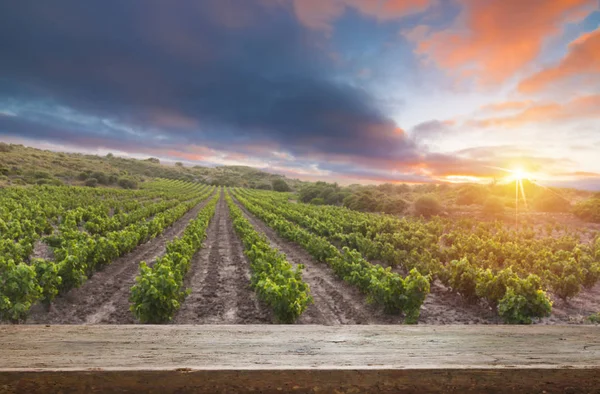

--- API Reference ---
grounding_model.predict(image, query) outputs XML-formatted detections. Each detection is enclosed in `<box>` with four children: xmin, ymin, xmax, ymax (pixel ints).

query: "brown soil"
<box><xmin>542</xmin><ymin>282</ymin><xmax>600</xmax><ymax>324</ymax></box>
<box><xmin>173</xmin><ymin>190</ymin><xmax>272</xmax><ymax>324</ymax></box>
<box><xmin>30</xmin><ymin>239</ymin><xmax>54</xmax><ymax>261</ymax></box>
<box><xmin>231</xmin><ymin>195</ymin><xmax>387</xmax><ymax>325</ymax></box>
<box><xmin>27</xmin><ymin>192</ymin><xmax>216</xmax><ymax>324</ymax></box>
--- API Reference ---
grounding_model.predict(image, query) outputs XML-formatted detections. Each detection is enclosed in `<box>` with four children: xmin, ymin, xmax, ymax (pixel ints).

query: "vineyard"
<box><xmin>1</xmin><ymin>182</ymin><xmax>599</xmax><ymax>325</ymax></box>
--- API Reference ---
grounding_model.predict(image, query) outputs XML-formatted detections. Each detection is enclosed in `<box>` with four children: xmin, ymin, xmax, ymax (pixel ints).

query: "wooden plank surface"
<box><xmin>1</xmin><ymin>325</ymin><xmax>599</xmax><ymax>393</ymax></box>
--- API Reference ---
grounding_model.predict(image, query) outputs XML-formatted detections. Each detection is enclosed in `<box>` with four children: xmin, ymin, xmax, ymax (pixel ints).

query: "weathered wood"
<box><xmin>1</xmin><ymin>325</ymin><xmax>599</xmax><ymax>393</ymax></box>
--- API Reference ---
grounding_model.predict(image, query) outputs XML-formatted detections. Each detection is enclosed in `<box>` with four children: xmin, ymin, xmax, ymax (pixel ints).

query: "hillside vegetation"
<box><xmin>0</xmin><ymin>143</ymin><xmax>303</xmax><ymax>189</ymax></box>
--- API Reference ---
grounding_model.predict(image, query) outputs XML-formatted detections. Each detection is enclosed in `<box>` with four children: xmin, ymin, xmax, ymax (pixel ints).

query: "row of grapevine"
<box><xmin>225</xmin><ymin>190</ymin><xmax>312</xmax><ymax>323</ymax></box>
<box><xmin>232</xmin><ymin>189</ymin><xmax>430</xmax><ymax>323</ymax></box>
<box><xmin>1</xmin><ymin>181</ymin><xmax>214</xmax><ymax>322</ymax></box>
<box><xmin>237</xmin><ymin>189</ymin><xmax>570</xmax><ymax>323</ymax></box>
<box><xmin>130</xmin><ymin>191</ymin><xmax>220</xmax><ymax>323</ymax></box>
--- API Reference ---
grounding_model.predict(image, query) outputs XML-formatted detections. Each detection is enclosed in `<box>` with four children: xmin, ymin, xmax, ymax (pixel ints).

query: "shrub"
<box><xmin>175</xmin><ymin>162</ymin><xmax>184</xmax><ymax>167</ymax></box>
<box><xmin>0</xmin><ymin>142</ymin><xmax>12</xmax><ymax>152</ymax></box>
<box><xmin>310</xmin><ymin>197</ymin><xmax>324</xmax><ymax>205</ymax></box>
<box><xmin>272</xmin><ymin>179</ymin><xmax>291</xmax><ymax>192</ymax></box>
<box><xmin>414</xmin><ymin>194</ymin><xmax>442</xmax><ymax>217</ymax></box>
<box><xmin>33</xmin><ymin>171</ymin><xmax>52</xmax><ymax>179</ymax></box>
<box><xmin>85</xmin><ymin>178</ymin><xmax>98</xmax><ymax>187</ymax></box>
<box><xmin>483</xmin><ymin>197</ymin><xmax>505</xmax><ymax>216</ymax></box>
<box><xmin>118</xmin><ymin>178</ymin><xmax>138</xmax><ymax>189</ymax></box>
<box><xmin>91</xmin><ymin>171</ymin><xmax>109</xmax><ymax>185</ymax></box>
<box><xmin>498</xmin><ymin>275</ymin><xmax>552</xmax><ymax>324</ymax></box>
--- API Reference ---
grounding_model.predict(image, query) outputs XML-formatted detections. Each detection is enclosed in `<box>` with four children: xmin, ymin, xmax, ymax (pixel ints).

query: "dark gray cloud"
<box><xmin>0</xmin><ymin>0</ymin><xmax>417</xmax><ymax>168</ymax></box>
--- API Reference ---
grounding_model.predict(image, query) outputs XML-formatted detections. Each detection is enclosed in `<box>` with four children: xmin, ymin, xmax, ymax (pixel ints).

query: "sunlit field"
<box><xmin>2</xmin><ymin>145</ymin><xmax>599</xmax><ymax>325</ymax></box>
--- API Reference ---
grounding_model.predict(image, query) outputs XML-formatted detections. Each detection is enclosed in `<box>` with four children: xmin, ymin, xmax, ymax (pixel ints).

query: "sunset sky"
<box><xmin>1</xmin><ymin>1</ymin><xmax>599</xmax><ymax>188</ymax></box>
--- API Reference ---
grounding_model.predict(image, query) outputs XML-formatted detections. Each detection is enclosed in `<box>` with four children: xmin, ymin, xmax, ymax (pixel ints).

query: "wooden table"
<box><xmin>1</xmin><ymin>325</ymin><xmax>599</xmax><ymax>393</ymax></box>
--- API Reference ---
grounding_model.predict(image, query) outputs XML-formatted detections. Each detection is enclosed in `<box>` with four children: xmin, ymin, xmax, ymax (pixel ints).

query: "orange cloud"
<box><xmin>470</xmin><ymin>94</ymin><xmax>600</xmax><ymax>128</ymax></box>
<box><xmin>416</xmin><ymin>0</ymin><xmax>596</xmax><ymax>84</ymax></box>
<box><xmin>480</xmin><ymin>100</ymin><xmax>533</xmax><ymax>112</ymax></box>
<box><xmin>518</xmin><ymin>27</ymin><xmax>600</xmax><ymax>93</ymax></box>
<box><xmin>293</xmin><ymin>0</ymin><xmax>432</xmax><ymax>31</ymax></box>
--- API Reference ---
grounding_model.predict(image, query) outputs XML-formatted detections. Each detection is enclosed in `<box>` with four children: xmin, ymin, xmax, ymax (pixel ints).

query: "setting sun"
<box><xmin>508</xmin><ymin>168</ymin><xmax>529</xmax><ymax>182</ymax></box>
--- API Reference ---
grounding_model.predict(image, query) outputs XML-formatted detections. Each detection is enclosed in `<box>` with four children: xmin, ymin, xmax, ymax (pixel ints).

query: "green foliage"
<box><xmin>343</xmin><ymin>189</ymin><xmax>408</xmax><ymax>214</ymax></box>
<box><xmin>0</xmin><ymin>261</ymin><xmax>41</xmax><ymax>322</ymax></box>
<box><xmin>0</xmin><ymin>179</ymin><xmax>212</xmax><ymax>322</ymax></box>
<box><xmin>445</xmin><ymin>258</ymin><xmax>479</xmax><ymax>303</ymax></box>
<box><xmin>130</xmin><ymin>191</ymin><xmax>218</xmax><ymax>323</ymax></box>
<box><xmin>233</xmin><ymin>189</ymin><xmax>431</xmax><ymax>323</ymax></box>
<box><xmin>227</xmin><ymin>192</ymin><xmax>312</xmax><ymax>323</ymax></box>
<box><xmin>32</xmin><ymin>259</ymin><xmax>62</xmax><ymax>306</ymax></box>
<box><xmin>85</xmin><ymin>178</ymin><xmax>98</xmax><ymax>187</ymax></box>
<box><xmin>310</xmin><ymin>197</ymin><xmax>325</xmax><ymax>205</ymax></box>
<box><xmin>272</xmin><ymin>179</ymin><xmax>291</xmax><ymax>192</ymax></box>
<box><xmin>299</xmin><ymin>182</ymin><xmax>348</xmax><ymax>206</ymax></box>
<box><xmin>118</xmin><ymin>177</ymin><xmax>138</xmax><ymax>189</ymax></box>
<box><xmin>588</xmin><ymin>312</ymin><xmax>600</xmax><ymax>323</ymax></box>
<box><xmin>129</xmin><ymin>261</ymin><xmax>185</xmax><ymax>323</ymax></box>
<box><xmin>498</xmin><ymin>275</ymin><xmax>552</xmax><ymax>324</ymax></box>
<box><xmin>414</xmin><ymin>194</ymin><xmax>442</xmax><ymax>217</ymax></box>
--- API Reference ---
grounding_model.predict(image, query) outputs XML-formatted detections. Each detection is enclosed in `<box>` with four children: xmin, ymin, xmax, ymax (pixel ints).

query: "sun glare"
<box><xmin>509</xmin><ymin>168</ymin><xmax>528</xmax><ymax>182</ymax></box>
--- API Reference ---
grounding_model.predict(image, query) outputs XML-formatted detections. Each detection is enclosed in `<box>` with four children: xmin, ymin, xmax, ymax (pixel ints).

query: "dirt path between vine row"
<box><xmin>231</xmin><ymin>195</ymin><xmax>388</xmax><ymax>325</ymax></box>
<box><xmin>173</xmin><ymin>190</ymin><xmax>272</xmax><ymax>324</ymax></box>
<box><xmin>27</xmin><ymin>191</ymin><xmax>216</xmax><ymax>325</ymax></box>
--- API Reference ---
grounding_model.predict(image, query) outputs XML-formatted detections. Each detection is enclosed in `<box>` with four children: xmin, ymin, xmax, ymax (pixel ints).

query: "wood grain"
<box><xmin>1</xmin><ymin>325</ymin><xmax>599</xmax><ymax>393</ymax></box>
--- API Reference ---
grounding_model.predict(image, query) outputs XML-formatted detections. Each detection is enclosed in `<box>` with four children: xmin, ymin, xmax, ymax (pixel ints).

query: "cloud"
<box><xmin>410</xmin><ymin>120</ymin><xmax>453</xmax><ymax>142</ymax></box>
<box><xmin>292</xmin><ymin>0</ymin><xmax>433</xmax><ymax>31</ymax></box>
<box><xmin>416</xmin><ymin>0</ymin><xmax>597</xmax><ymax>84</ymax></box>
<box><xmin>0</xmin><ymin>0</ymin><xmax>420</xmax><ymax>177</ymax></box>
<box><xmin>480</xmin><ymin>101</ymin><xmax>533</xmax><ymax>112</ymax></box>
<box><xmin>469</xmin><ymin>95</ymin><xmax>600</xmax><ymax>128</ymax></box>
<box><xmin>518</xmin><ymin>27</ymin><xmax>600</xmax><ymax>93</ymax></box>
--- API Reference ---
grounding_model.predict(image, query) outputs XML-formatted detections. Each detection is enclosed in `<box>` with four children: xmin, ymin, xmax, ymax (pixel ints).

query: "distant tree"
<box><xmin>272</xmin><ymin>179</ymin><xmax>291</xmax><ymax>192</ymax></box>
<box><xmin>0</xmin><ymin>142</ymin><xmax>11</xmax><ymax>152</ymax></box>
<box><xmin>146</xmin><ymin>157</ymin><xmax>160</xmax><ymax>164</ymax></box>
<box><xmin>85</xmin><ymin>178</ymin><xmax>98</xmax><ymax>187</ymax></box>
<box><xmin>414</xmin><ymin>194</ymin><xmax>442</xmax><ymax>217</ymax></box>
<box><xmin>175</xmin><ymin>162</ymin><xmax>184</xmax><ymax>167</ymax></box>
<box><xmin>106</xmin><ymin>153</ymin><xmax>114</xmax><ymax>159</ymax></box>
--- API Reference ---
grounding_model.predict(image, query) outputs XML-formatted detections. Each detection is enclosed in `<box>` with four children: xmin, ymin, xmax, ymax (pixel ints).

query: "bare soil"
<box><xmin>542</xmin><ymin>282</ymin><xmax>600</xmax><ymax>324</ymax></box>
<box><xmin>27</xmin><ymin>192</ymin><xmax>216</xmax><ymax>324</ymax></box>
<box><xmin>30</xmin><ymin>239</ymin><xmax>54</xmax><ymax>261</ymax></box>
<box><xmin>173</xmin><ymin>190</ymin><xmax>272</xmax><ymax>324</ymax></box>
